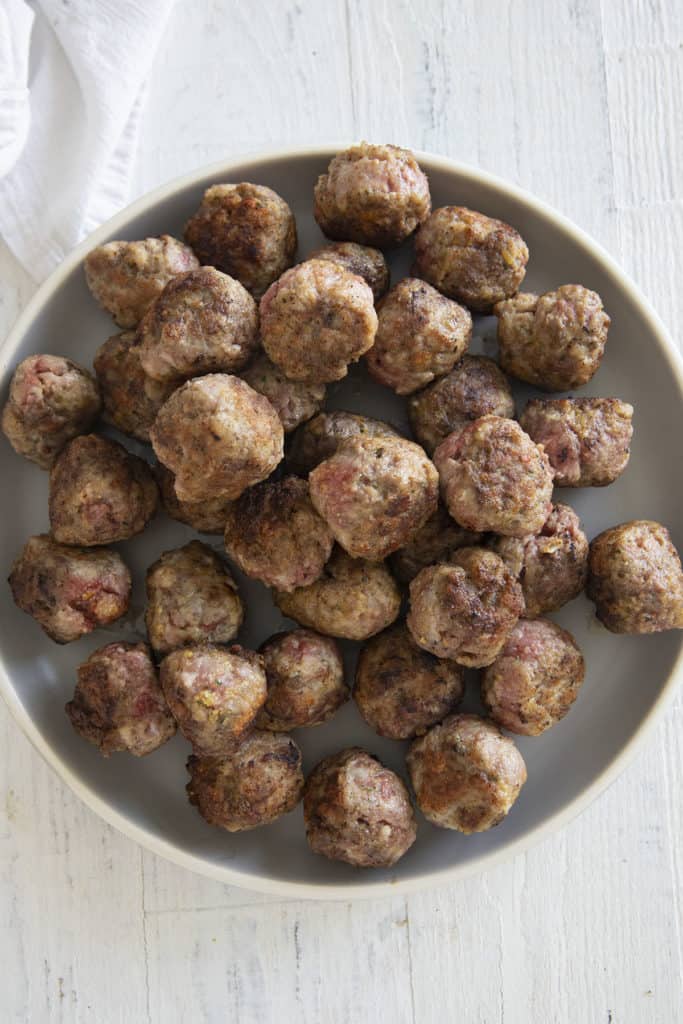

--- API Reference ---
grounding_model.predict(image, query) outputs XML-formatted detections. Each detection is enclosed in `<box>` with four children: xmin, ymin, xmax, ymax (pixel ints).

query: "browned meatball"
<box><xmin>84</xmin><ymin>235</ymin><xmax>199</xmax><ymax>328</ymax></box>
<box><xmin>303</xmin><ymin>748</ymin><xmax>417</xmax><ymax>867</ymax></box>
<box><xmin>155</xmin><ymin>463</ymin><xmax>233</xmax><ymax>534</ymax></box>
<box><xmin>93</xmin><ymin>331</ymin><xmax>178</xmax><ymax>442</ymax></box>
<box><xmin>223</xmin><ymin>477</ymin><xmax>333</xmax><ymax>591</ymax></box>
<box><xmin>520</xmin><ymin>398</ymin><xmax>634</xmax><ymax>488</ymax></box>
<box><xmin>481</xmin><ymin>619</ymin><xmax>585</xmax><ymax>736</ymax></box>
<box><xmin>66</xmin><ymin>642</ymin><xmax>176</xmax><ymax>756</ymax></box>
<box><xmin>260</xmin><ymin>259</ymin><xmax>377</xmax><ymax>383</ymax></box>
<box><xmin>409</xmin><ymin>354</ymin><xmax>515</xmax><ymax>454</ymax></box>
<box><xmin>354</xmin><ymin>623</ymin><xmax>464</xmax><ymax>740</ymax></box>
<box><xmin>389</xmin><ymin>503</ymin><xmax>482</xmax><ymax>584</ymax></box>
<box><xmin>491</xmin><ymin>503</ymin><xmax>589</xmax><ymax>618</ymax></box>
<box><xmin>241</xmin><ymin>353</ymin><xmax>325</xmax><ymax>432</ymax></box>
<box><xmin>407</xmin><ymin>714</ymin><xmax>527</xmax><ymax>833</ymax></box>
<box><xmin>8</xmin><ymin>534</ymin><xmax>131</xmax><ymax>644</ymax></box>
<box><xmin>137</xmin><ymin>267</ymin><xmax>258</xmax><ymax>383</ymax></box>
<box><xmin>307</xmin><ymin>241</ymin><xmax>389</xmax><ymax>301</ymax></box>
<box><xmin>275</xmin><ymin>547</ymin><xmax>401</xmax><ymax>641</ymax></box>
<box><xmin>414</xmin><ymin>207</ymin><xmax>528</xmax><ymax>313</ymax></box>
<box><xmin>186</xmin><ymin>731</ymin><xmax>304</xmax><ymax>831</ymax></box>
<box><xmin>587</xmin><ymin>520</ymin><xmax>683</xmax><ymax>634</ymax></box>
<box><xmin>145</xmin><ymin>541</ymin><xmax>244</xmax><ymax>657</ymax></box>
<box><xmin>256</xmin><ymin>629</ymin><xmax>348</xmax><ymax>731</ymax></box>
<box><xmin>286</xmin><ymin>410</ymin><xmax>400</xmax><ymax>476</ymax></box>
<box><xmin>160</xmin><ymin>644</ymin><xmax>266</xmax><ymax>755</ymax></box>
<box><xmin>309</xmin><ymin>435</ymin><xmax>438</xmax><ymax>561</ymax></box>
<box><xmin>184</xmin><ymin>183</ymin><xmax>297</xmax><ymax>299</ymax></box>
<box><xmin>407</xmin><ymin>548</ymin><xmax>524</xmax><ymax>667</ymax></box>
<box><xmin>313</xmin><ymin>142</ymin><xmax>431</xmax><ymax>248</ymax></box>
<box><xmin>2</xmin><ymin>354</ymin><xmax>101</xmax><ymax>469</ymax></box>
<box><xmin>495</xmin><ymin>285</ymin><xmax>610</xmax><ymax>390</ymax></box>
<box><xmin>150</xmin><ymin>374</ymin><xmax>283</xmax><ymax>502</ymax></box>
<box><xmin>434</xmin><ymin>415</ymin><xmax>553</xmax><ymax>537</ymax></box>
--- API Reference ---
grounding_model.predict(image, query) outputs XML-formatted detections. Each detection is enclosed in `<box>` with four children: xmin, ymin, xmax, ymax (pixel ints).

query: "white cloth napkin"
<box><xmin>0</xmin><ymin>0</ymin><xmax>176</xmax><ymax>283</ymax></box>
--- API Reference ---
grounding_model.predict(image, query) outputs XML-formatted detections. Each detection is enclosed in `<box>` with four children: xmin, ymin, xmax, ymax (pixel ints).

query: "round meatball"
<box><xmin>491</xmin><ymin>503</ymin><xmax>589</xmax><ymax>618</ymax></box>
<box><xmin>155</xmin><ymin>463</ymin><xmax>233</xmax><ymax>534</ymax></box>
<box><xmin>275</xmin><ymin>547</ymin><xmax>401</xmax><ymax>641</ymax></box>
<box><xmin>48</xmin><ymin>434</ymin><xmax>158</xmax><ymax>546</ymax></box>
<box><xmin>303</xmin><ymin>748</ymin><xmax>417</xmax><ymax>867</ymax></box>
<box><xmin>184</xmin><ymin>183</ymin><xmax>297</xmax><ymax>299</ymax></box>
<box><xmin>414</xmin><ymin>207</ymin><xmax>528</xmax><ymax>313</ymax></box>
<box><xmin>187</xmin><ymin>731</ymin><xmax>304</xmax><ymax>831</ymax></box>
<box><xmin>8</xmin><ymin>534</ymin><xmax>131</xmax><ymax>644</ymax></box>
<box><xmin>354</xmin><ymin>623</ymin><xmax>464</xmax><ymax>740</ymax></box>
<box><xmin>434</xmin><ymin>415</ymin><xmax>553</xmax><ymax>537</ymax></box>
<box><xmin>2</xmin><ymin>354</ymin><xmax>101</xmax><ymax>469</ymax></box>
<box><xmin>495</xmin><ymin>285</ymin><xmax>610</xmax><ymax>390</ymax></box>
<box><xmin>93</xmin><ymin>331</ymin><xmax>178</xmax><ymax>442</ymax></box>
<box><xmin>287</xmin><ymin>410</ymin><xmax>399</xmax><ymax>476</ymax></box>
<box><xmin>150</xmin><ymin>374</ymin><xmax>283</xmax><ymax>502</ymax></box>
<box><xmin>137</xmin><ymin>267</ymin><xmax>258</xmax><ymax>383</ymax></box>
<box><xmin>587</xmin><ymin>520</ymin><xmax>683</xmax><ymax>634</ymax></box>
<box><xmin>260</xmin><ymin>259</ymin><xmax>377</xmax><ymax>384</ymax></box>
<box><xmin>256</xmin><ymin>629</ymin><xmax>348</xmax><ymax>731</ymax></box>
<box><xmin>241</xmin><ymin>352</ymin><xmax>325</xmax><ymax>432</ymax></box>
<box><xmin>313</xmin><ymin>142</ymin><xmax>430</xmax><ymax>248</ymax></box>
<box><xmin>309</xmin><ymin>435</ymin><xmax>438</xmax><ymax>561</ymax></box>
<box><xmin>160</xmin><ymin>644</ymin><xmax>266</xmax><ymax>755</ymax></box>
<box><xmin>407</xmin><ymin>547</ymin><xmax>524</xmax><ymax>666</ymax></box>
<box><xmin>389</xmin><ymin>503</ymin><xmax>482</xmax><ymax>584</ymax></box>
<box><xmin>224</xmin><ymin>477</ymin><xmax>333</xmax><ymax>591</ymax></box>
<box><xmin>520</xmin><ymin>397</ymin><xmax>634</xmax><ymax>488</ymax></box>
<box><xmin>366</xmin><ymin>278</ymin><xmax>472</xmax><ymax>395</ymax></box>
<box><xmin>481</xmin><ymin>619</ymin><xmax>585</xmax><ymax>736</ymax></box>
<box><xmin>307</xmin><ymin>241</ymin><xmax>389</xmax><ymax>301</ymax></box>
<box><xmin>409</xmin><ymin>354</ymin><xmax>515</xmax><ymax>454</ymax></box>
<box><xmin>145</xmin><ymin>541</ymin><xmax>244</xmax><ymax>657</ymax></box>
<box><xmin>407</xmin><ymin>714</ymin><xmax>527</xmax><ymax>833</ymax></box>
<box><xmin>66</xmin><ymin>642</ymin><xmax>176</xmax><ymax>756</ymax></box>
<box><xmin>84</xmin><ymin>235</ymin><xmax>199</xmax><ymax>328</ymax></box>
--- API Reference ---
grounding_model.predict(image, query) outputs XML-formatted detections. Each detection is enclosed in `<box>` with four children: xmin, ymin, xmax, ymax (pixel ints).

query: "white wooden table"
<box><xmin>1</xmin><ymin>2</ymin><xmax>682</xmax><ymax>1020</ymax></box>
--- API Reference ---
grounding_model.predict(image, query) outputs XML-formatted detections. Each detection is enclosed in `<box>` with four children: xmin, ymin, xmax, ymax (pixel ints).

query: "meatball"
<box><xmin>93</xmin><ymin>331</ymin><xmax>178</xmax><ymax>442</ymax></box>
<box><xmin>414</xmin><ymin>207</ymin><xmax>528</xmax><ymax>313</ymax></box>
<box><xmin>409</xmin><ymin>354</ymin><xmax>515</xmax><ymax>454</ymax></box>
<box><xmin>495</xmin><ymin>285</ymin><xmax>610</xmax><ymax>390</ymax></box>
<box><xmin>184</xmin><ymin>183</ymin><xmax>297</xmax><ymax>299</ymax></box>
<box><xmin>155</xmin><ymin>463</ymin><xmax>233</xmax><ymax>534</ymax></box>
<box><xmin>407</xmin><ymin>548</ymin><xmax>524</xmax><ymax>667</ymax></box>
<box><xmin>481</xmin><ymin>619</ymin><xmax>585</xmax><ymax>736</ymax></box>
<box><xmin>520</xmin><ymin>398</ymin><xmax>634</xmax><ymax>488</ymax></box>
<box><xmin>366</xmin><ymin>278</ymin><xmax>472</xmax><ymax>395</ymax></box>
<box><xmin>186</xmin><ymin>731</ymin><xmax>304</xmax><ymax>831</ymax></box>
<box><xmin>354</xmin><ymin>623</ymin><xmax>464</xmax><ymax>740</ymax></box>
<box><xmin>66</xmin><ymin>642</ymin><xmax>176</xmax><ymax>756</ymax></box>
<box><xmin>587</xmin><ymin>520</ymin><xmax>683</xmax><ymax>634</ymax></box>
<box><xmin>313</xmin><ymin>142</ymin><xmax>431</xmax><ymax>248</ymax></box>
<box><xmin>241</xmin><ymin>352</ymin><xmax>325</xmax><ymax>432</ymax></box>
<box><xmin>150</xmin><ymin>374</ymin><xmax>283</xmax><ymax>502</ymax></box>
<box><xmin>389</xmin><ymin>503</ymin><xmax>481</xmax><ymax>584</ymax></box>
<box><xmin>286</xmin><ymin>410</ymin><xmax>399</xmax><ymax>476</ymax></box>
<box><xmin>303</xmin><ymin>748</ymin><xmax>417</xmax><ymax>867</ymax></box>
<box><xmin>307</xmin><ymin>241</ymin><xmax>389</xmax><ymax>301</ymax></box>
<box><xmin>309</xmin><ymin>435</ymin><xmax>438</xmax><ymax>561</ymax></box>
<box><xmin>160</xmin><ymin>644</ymin><xmax>266</xmax><ymax>755</ymax></box>
<box><xmin>434</xmin><ymin>415</ymin><xmax>553</xmax><ymax>537</ymax></box>
<box><xmin>2</xmin><ymin>354</ymin><xmax>101</xmax><ymax>469</ymax></box>
<box><xmin>145</xmin><ymin>541</ymin><xmax>244</xmax><ymax>657</ymax></box>
<box><xmin>256</xmin><ymin>629</ymin><xmax>348</xmax><ymax>731</ymax></box>
<box><xmin>407</xmin><ymin>714</ymin><xmax>527</xmax><ymax>833</ymax></box>
<box><xmin>275</xmin><ymin>547</ymin><xmax>401</xmax><ymax>641</ymax></box>
<box><xmin>491</xmin><ymin>503</ymin><xmax>589</xmax><ymax>618</ymax></box>
<box><xmin>84</xmin><ymin>235</ymin><xmax>199</xmax><ymax>328</ymax></box>
<box><xmin>260</xmin><ymin>259</ymin><xmax>377</xmax><ymax>384</ymax></box>
<box><xmin>137</xmin><ymin>267</ymin><xmax>258</xmax><ymax>383</ymax></box>
<box><xmin>8</xmin><ymin>534</ymin><xmax>131</xmax><ymax>644</ymax></box>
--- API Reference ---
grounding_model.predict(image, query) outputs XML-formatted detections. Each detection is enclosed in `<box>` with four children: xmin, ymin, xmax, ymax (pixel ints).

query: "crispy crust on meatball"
<box><xmin>241</xmin><ymin>352</ymin><xmax>325</xmax><ymax>432</ymax></box>
<box><xmin>286</xmin><ymin>410</ymin><xmax>399</xmax><ymax>477</ymax></box>
<box><xmin>256</xmin><ymin>629</ymin><xmax>348</xmax><ymax>731</ymax></box>
<box><xmin>155</xmin><ymin>463</ymin><xmax>234</xmax><ymax>534</ymax></box>
<box><xmin>307</xmin><ymin>242</ymin><xmax>390</xmax><ymax>301</ymax></box>
<box><xmin>93</xmin><ymin>331</ymin><xmax>178</xmax><ymax>442</ymax></box>
<box><xmin>389</xmin><ymin>503</ymin><xmax>482</xmax><ymax>584</ymax></box>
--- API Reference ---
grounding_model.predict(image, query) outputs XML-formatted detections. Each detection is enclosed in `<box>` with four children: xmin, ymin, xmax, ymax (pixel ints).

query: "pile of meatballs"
<box><xmin>4</xmin><ymin>142</ymin><xmax>683</xmax><ymax>871</ymax></box>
